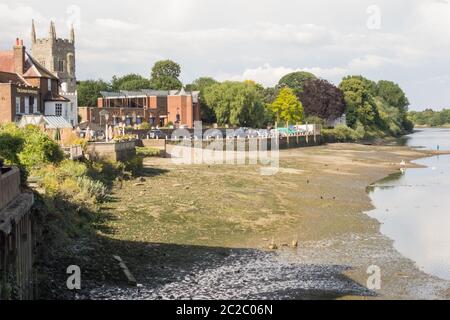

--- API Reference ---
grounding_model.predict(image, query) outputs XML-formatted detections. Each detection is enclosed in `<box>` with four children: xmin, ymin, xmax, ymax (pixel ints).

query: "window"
<box><xmin>24</xmin><ymin>97</ymin><xmax>30</xmax><ymax>114</ymax></box>
<box><xmin>55</xmin><ymin>103</ymin><xmax>62</xmax><ymax>116</ymax></box>
<box><xmin>58</xmin><ymin>60</ymin><xmax>64</xmax><ymax>72</ymax></box>
<box><xmin>48</xmin><ymin>79</ymin><xmax>52</xmax><ymax>92</ymax></box>
<box><xmin>30</xmin><ymin>97</ymin><xmax>37</xmax><ymax>113</ymax></box>
<box><xmin>15</xmin><ymin>97</ymin><xmax>21</xmax><ymax>114</ymax></box>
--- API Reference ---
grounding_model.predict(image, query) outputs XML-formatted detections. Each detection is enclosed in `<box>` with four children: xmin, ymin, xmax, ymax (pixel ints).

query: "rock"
<box><xmin>268</xmin><ymin>243</ymin><xmax>278</xmax><ymax>250</ymax></box>
<box><xmin>291</xmin><ymin>240</ymin><xmax>298</xmax><ymax>248</ymax></box>
<box><xmin>133</xmin><ymin>183</ymin><xmax>145</xmax><ymax>187</ymax></box>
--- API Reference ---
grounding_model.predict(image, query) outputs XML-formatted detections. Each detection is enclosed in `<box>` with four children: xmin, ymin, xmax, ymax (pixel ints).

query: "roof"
<box><xmin>43</xmin><ymin>91</ymin><xmax>70</xmax><ymax>102</ymax></box>
<box><xmin>0</xmin><ymin>71</ymin><xmax>31</xmax><ymax>86</ymax></box>
<box><xmin>100</xmin><ymin>89</ymin><xmax>199</xmax><ymax>99</ymax></box>
<box><xmin>18</xmin><ymin>115</ymin><xmax>72</xmax><ymax>129</ymax></box>
<box><xmin>23</xmin><ymin>53</ymin><xmax>57</xmax><ymax>79</ymax></box>
<box><xmin>0</xmin><ymin>50</ymin><xmax>57</xmax><ymax>80</ymax></box>
<box><xmin>0</xmin><ymin>51</ymin><xmax>14</xmax><ymax>73</ymax></box>
<box><xmin>43</xmin><ymin>116</ymin><xmax>73</xmax><ymax>129</ymax></box>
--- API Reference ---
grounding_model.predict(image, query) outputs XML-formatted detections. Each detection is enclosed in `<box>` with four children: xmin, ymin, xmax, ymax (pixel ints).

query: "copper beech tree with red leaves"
<box><xmin>298</xmin><ymin>79</ymin><xmax>346</xmax><ymax>122</ymax></box>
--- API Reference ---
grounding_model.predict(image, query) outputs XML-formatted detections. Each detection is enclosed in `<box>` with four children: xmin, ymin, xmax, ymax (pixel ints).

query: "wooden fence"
<box><xmin>0</xmin><ymin>167</ymin><xmax>35</xmax><ymax>300</ymax></box>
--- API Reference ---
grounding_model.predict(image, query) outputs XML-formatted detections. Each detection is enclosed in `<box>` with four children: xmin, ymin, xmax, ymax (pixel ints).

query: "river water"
<box><xmin>368</xmin><ymin>128</ymin><xmax>450</xmax><ymax>281</ymax></box>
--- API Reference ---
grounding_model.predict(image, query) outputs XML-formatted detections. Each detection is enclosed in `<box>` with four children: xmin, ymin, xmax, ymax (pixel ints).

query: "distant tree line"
<box><xmin>408</xmin><ymin>109</ymin><xmax>450</xmax><ymax>127</ymax></box>
<box><xmin>77</xmin><ymin>60</ymin><xmax>413</xmax><ymax>138</ymax></box>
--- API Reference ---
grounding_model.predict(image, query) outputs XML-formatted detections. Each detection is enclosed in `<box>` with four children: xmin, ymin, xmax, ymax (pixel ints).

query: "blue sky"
<box><xmin>0</xmin><ymin>0</ymin><xmax>449</xmax><ymax>110</ymax></box>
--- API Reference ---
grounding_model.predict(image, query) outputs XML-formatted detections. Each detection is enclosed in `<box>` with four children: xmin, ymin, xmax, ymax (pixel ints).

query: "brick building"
<box><xmin>0</xmin><ymin>38</ymin><xmax>70</xmax><ymax>124</ymax></box>
<box><xmin>80</xmin><ymin>88</ymin><xmax>201</xmax><ymax>128</ymax></box>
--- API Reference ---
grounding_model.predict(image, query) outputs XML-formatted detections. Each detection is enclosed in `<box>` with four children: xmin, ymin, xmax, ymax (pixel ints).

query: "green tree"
<box><xmin>268</xmin><ymin>88</ymin><xmax>304</xmax><ymax>125</ymax></box>
<box><xmin>376</xmin><ymin>80</ymin><xmax>412</xmax><ymax>132</ymax></box>
<box><xmin>203</xmin><ymin>81</ymin><xmax>266</xmax><ymax>127</ymax></box>
<box><xmin>150</xmin><ymin>60</ymin><xmax>183</xmax><ymax>90</ymax></box>
<box><xmin>339</xmin><ymin>76</ymin><xmax>380</xmax><ymax>128</ymax></box>
<box><xmin>78</xmin><ymin>80</ymin><xmax>111</xmax><ymax>107</ymax></box>
<box><xmin>186</xmin><ymin>77</ymin><xmax>219</xmax><ymax>124</ymax></box>
<box><xmin>277</xmin><ymin>71</ymin><xmax>317</xmax><ymax>95</ymax></box>
<box><xmin>111</xmin><ymin>74</ymin><xmax>152</xmax><ymax>91</ymax></box>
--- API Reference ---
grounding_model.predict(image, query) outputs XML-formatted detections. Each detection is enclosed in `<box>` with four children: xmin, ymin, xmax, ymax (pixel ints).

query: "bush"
<box><xmin>18</xmin><ymin>125</ymin><xmax>64</xmax><ymax>170</ymax></box>
<box><xmin>122</xmin><ymin>156</ymin><xmax>144</xmax><ymax>176</ymax></box>
<box><xmin>71</xmin><ymin>138</ymin><xmax>89</xmax><ymax>152</ymax></box>
<box><xmin>323</xmin><ymin>125</ymin><xmax>360</xmax><ymax>143</ymax></box>
<box><xmin>0</xmin><ymin>124</ymin><xmax>64</xmax><ymax>182</ymax></box>
<box><xmin>139</xmin><ymin>122</ymin><xmax>152</xmax><ymax>130</ymax></box>
<box><xmin>113</xmin><ymin>134</ymin><xmax>136</xmax><ymax>142</ymax></box>
<box><xmin>136</xmin><ymin>147</ymin><xmax>161</xmax><ymax>157</ymax></box>
<box><xmin>33</xmin><ymin>160</ymin><xmax>108</xmax><ymax>204</ymax></box>
<box><xmin>57</xmin><ymin>160</ymin><xmax>88</xmax><ymax>180</ymax></box>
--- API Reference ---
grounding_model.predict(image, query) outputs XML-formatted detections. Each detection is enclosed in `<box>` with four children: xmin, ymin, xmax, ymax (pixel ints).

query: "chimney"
<box><xmin>13</xmin><ymin>38</ymin><xmax>25</xmax><ymax>75</ymax></box>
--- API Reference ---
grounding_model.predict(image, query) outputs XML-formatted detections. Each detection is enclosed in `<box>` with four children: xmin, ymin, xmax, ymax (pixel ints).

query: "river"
<box><xmin>368</xmin><ymin>128</ymin><xmax>450</xmax><ymax>281</ymax></box>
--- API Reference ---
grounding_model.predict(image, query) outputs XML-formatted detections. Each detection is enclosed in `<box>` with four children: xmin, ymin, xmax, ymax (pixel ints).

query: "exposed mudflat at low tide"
<box><xmin>41</xmin><ymin>142</ymin><xmax>450</xmax><ymax>300</ymax></box>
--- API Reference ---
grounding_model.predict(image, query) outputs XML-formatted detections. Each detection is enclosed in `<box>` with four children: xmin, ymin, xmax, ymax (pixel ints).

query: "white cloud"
<box><xmin>348</xmin><ymin>54</ymin><xmax>394</xmax><ymax>71</ymax></box>
<box><xmin>218</xmin><ymin>64</ymin><xmax>348</xmax><ymax>87</ymax></box>
<box><xmin>95</xmin><ymin>19</ymin><xmax>140</xmax><ymax>31</ymax></box>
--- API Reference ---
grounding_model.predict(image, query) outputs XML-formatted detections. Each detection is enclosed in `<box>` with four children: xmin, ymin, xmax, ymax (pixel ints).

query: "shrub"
<box><xmin>0</xmin><ymin>124</ymin><xmax>64</xmax><ymax>182</ymax></box>
<box><xmin>323</xmin><ymin>125</ymin><xmax>360</xmax><ymax>143</ymax></box>
<box><xmin>0</xmin><ymin>125</ymin><xmax>24</xmax><ymax>165</ymax></box>
<box><xmin>113</xmin><ymin>134</ymin><xmax>136</xmax><ymax>142</ymax></box>
<box><xmin>71</xmin><ymin>138</ymin><xmax>89</xmax><ymax>152</ymax></box>
<box><xmin>18</xmin><ymin>125</ymin><xmax>64</xmax><ymax>170</ymax></box>
<box><xmin>122</xmin><ymin>156</ymin><xmax>144</xmax><ymax>176</ymax></box>
<box><xmin>136</xmin><ymin>147</ymin><xmax>161</xmax><ymax>157</ymax></box>
<box><xmin>333</xmin><ymin>125</ymin><xmax>358</xmax><ymax>142</ymax></box>
<box><xmin>57</xmin><ymin>160</ymin><xmax>88</xmax><ymax>180</ymax></box>
<box><xmin>139</xmin><ymin>122</ymin><xmax>152</xmax><ymax>130</ymax></box>
<box><xmin>32</xmin><ymin>160</ymin><xmax>108</xmax><ymax>204</ymax></box>
<box><xmin>76</xmin><ymin>176</ymin><xmax>108</xmax><ymax>202</ymax></box>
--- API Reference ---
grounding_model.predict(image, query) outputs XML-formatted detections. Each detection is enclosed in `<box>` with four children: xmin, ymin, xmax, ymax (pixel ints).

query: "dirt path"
<box><xmin>69</xmin><ymin>143</ymin><xmax>450</xmax><ymax>300</ymax></box>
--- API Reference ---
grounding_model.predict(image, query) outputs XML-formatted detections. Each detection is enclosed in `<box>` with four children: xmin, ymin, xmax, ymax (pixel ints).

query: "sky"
<box><xmin>0</xmin><ymin>0</ymin><xmax>449</xmax><ymax>110</ymax></box>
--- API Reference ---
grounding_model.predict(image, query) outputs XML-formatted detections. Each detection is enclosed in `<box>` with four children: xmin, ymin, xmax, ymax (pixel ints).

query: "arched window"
<box><xmin>67</xmin><ymin>53</ymin><xmax>74</xmax><ymax>76</ymax></box>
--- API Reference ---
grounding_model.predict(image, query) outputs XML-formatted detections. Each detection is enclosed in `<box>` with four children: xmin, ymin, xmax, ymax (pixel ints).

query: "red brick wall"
<box><xmin>0</xmin><ymin>84</ymin><xmax>13</xmax><ymax>123</ymax></box>
<box><xmin>168</xmin><ymin>95</ymin><xmax>194</xmax><ymax>127</ymax></box>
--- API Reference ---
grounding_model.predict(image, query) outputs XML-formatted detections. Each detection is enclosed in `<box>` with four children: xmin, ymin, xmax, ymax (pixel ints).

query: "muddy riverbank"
<box><xmin>40</xmin><ymin>143</ymin><xmax>450</xmax><ymax>299</ymax></box>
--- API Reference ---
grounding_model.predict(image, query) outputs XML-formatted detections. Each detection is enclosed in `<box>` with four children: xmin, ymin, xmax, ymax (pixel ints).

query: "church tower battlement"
<box><xmin>31</xmin><ymin>20</ymin><xmax>76</xmax><ymax>93</ymax></box>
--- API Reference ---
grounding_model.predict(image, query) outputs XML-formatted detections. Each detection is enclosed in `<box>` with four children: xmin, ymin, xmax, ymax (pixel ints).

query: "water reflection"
<box><xmin>368</xmin><ymin>128</ymin><xmax>450</xmax><ymax>281</ymax></box>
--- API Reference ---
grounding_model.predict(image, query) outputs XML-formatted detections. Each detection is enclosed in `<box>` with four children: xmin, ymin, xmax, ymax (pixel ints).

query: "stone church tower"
<box><xmin>31</xmin><ymin>20</ymin><xmax>78</xmax><ymax>124</ymax></box>
<box><xmin>31</xmin><ymin>20</ymin><xmax>76</xmax><ymax>92</ymax></box>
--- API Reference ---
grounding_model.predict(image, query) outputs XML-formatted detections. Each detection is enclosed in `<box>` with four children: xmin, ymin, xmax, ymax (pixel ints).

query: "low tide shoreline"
<box><xmin>40</xmin><ymin>143</ymin><xmax>450</xmax><ymax>299</ymax></box>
